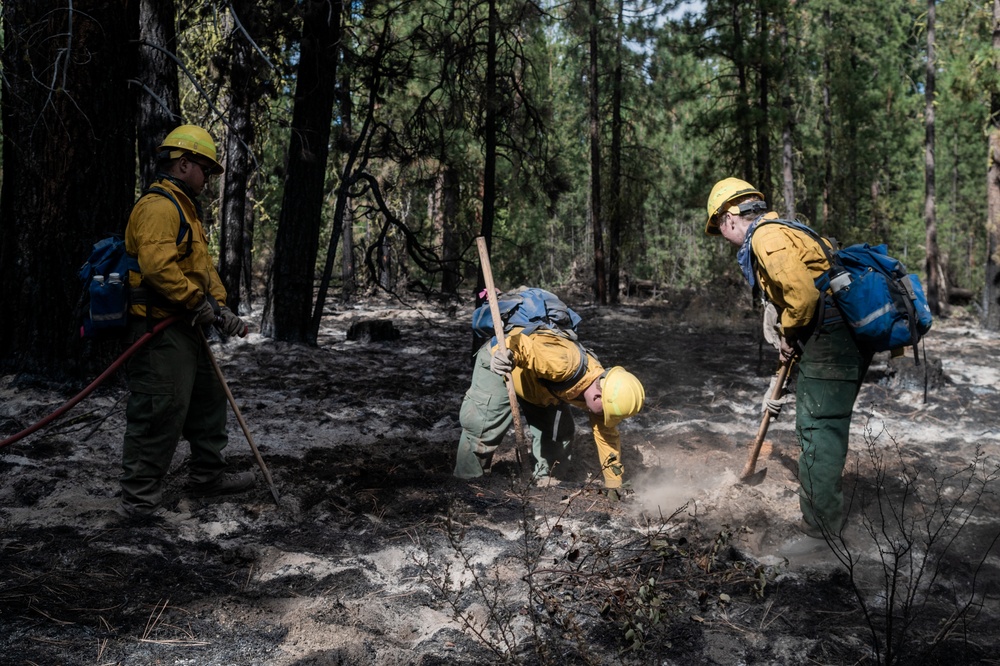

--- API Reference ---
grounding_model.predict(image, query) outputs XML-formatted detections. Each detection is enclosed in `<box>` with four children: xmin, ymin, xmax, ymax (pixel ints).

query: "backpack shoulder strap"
<box><xmin>144</xmin><ymin>186</ymin><xmax>193</xmax><ymax>260</ymax></box>
<box><xmin>752</xmin><ymin>217</ymin><xmax>840</xmax><ymax>267</ymax></box>
<box><xmin>749</xmin><ymin>218</ymin><xmax>841</xmax><ymax>325</ymax></box>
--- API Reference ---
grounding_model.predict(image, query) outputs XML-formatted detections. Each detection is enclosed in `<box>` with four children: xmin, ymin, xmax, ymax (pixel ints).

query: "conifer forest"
<box><xmin>3</xmin><ymin>3</ymin><xmax>1000</xmax><ymax>666</ymax></box>
<box><xmin>1</xmin><ymin>0</ymin><xmax>1000</xmax><ymax>376</ymax></box>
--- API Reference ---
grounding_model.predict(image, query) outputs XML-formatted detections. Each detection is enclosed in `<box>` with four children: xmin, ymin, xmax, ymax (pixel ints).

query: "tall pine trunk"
<box><xmin>262</xmin><ymin>0</ymin><xmax>341</xmax><ymax>345</ymax></box>
<box><xmin>985</xmin><ymin>0</ymin><xmax>1000</xmax><ymax>331</ymax></box>
<box><xmin>478</xmin><ymin>0</ymin><xmax>500</xmax><ymax>303</ymax></box>
<box><xmin>0</xmin><ymin>0</ymin><xmax>139</xmax><ymax>379</ymax></box>
<box><xmin>588</xmin><ymin>0</ymin><xmax>606</xmax><ymax>304</ymax></box>
<box><xmin>779</xmin><ymin>11</ymin><xmax>796</xmax><ymax>219</ymax></box>
<box><xmin>924</xmin><ymin>0</ymin><xmax>943</xmax><ymax>316</ymax></box>
<box><xmin>218</xmin><ymin>0</ymin><xmax>260</xmax><ymax>315</ymax></box>
<box><xmin>754</xmin><ymin>0</ymin><xmax>772</xmax><ymax>206</ymax></box>
<box><xmin>136</xmin><ymin>0</ymin><xmax>180</xmax><ymax>190</ymax></box>
<box><xmin>821</xmin><ymin>8</ymin><xmax>832</xmax><ymax>229</ymax></box>
<box><xmin>608</xmin><ymin>0</ymin><xmax>624</xmax><ymax>304</ymax></box>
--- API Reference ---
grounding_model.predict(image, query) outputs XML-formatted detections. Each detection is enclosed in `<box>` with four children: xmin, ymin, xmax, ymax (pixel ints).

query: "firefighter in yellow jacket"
<box><xmin>454</xmin><ymin>326</ymin><xmax>645</xmax><ymax>491</ymax></box>
<box><xmin>706</xmin><ymin>177</ymin><xmax>873</xmax><ymax>548</ymax></box>
<box><xmin>118</xmin><ymin>125</ymin><xmax>254</xmax><ymax>518</ymax></box>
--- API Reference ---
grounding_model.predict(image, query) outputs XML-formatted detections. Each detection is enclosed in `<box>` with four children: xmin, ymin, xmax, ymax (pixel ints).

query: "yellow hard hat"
<box><xmin>705</xmin><ymin>177</ymin><xmax>762</xmax><ymax>235</ymax></box>
<box><xmin>157</xmin><ymin>124</ymin><xmax>224</xmax><ymax>174</ymax></box>
<box><xmin>601</xmin><ymin>367</ymin><xmax>645</xmax><ymax>427</ymax></box>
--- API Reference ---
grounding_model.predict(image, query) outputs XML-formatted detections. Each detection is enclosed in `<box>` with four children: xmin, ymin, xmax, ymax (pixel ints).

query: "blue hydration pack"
<box><xmin>472</xmin><ymin>287</ymin><xmax>582</xmax><ymax>341</ymax></box>
<box><xmin>77</xmin><ymin>186</ymin><xmax>191</xmax><ymax>338</ymax></box>
<box><xmin>472</xmin><ymin>287</ymin><xmax>590</xmax><ymax>392</ymax></box>
<box><xmin>755</xmin><ymin>220</ymin><xmax>933</xmax><ymax>357</ymax></box>
<box><xmin>77</xmin><ymin>236</ymin><xmax>140</xmax><ymax>338</ymax></box>
<box><xmin>815</xmin><ymin>243</ymin><xmax>933</xmax><ymax>353</ymax></box>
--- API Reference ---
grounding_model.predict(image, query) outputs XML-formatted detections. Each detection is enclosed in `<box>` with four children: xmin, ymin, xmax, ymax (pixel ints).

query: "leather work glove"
<box><xmin>490</xmin><ymin>348</ymin><xmax>515</xmax><ymax>376</ymax></box>
<box><xmin>191</xmin><ymin>296</ymin><xmax>219</xmax><ymax>326</ymax></box>
<box><xmin>218</xmin><ymin>306</ymin><xmax>249</xmax><ymax>338</ymax></box>
<box><xmin>762</xmin><ymin>372</ymin><xmax>791</xmax><ymax>418</ymax></box>
<box><xmin>762</xmin><ymin>302</ymin><xmax>781</xmax><ymax>351</ymax></box>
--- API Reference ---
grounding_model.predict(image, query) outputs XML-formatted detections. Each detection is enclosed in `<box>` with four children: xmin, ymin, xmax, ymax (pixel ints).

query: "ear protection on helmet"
<box><xmin>727</xmin><ymin>200</ymin><xmax>769</xmax><ymax>217</ymax></box>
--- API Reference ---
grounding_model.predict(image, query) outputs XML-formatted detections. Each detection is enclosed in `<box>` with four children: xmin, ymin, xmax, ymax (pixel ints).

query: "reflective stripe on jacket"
<box><xmin>125</xmin><ymin>179</ymin><xmax>227</xmax><ymax>318</ymax></box>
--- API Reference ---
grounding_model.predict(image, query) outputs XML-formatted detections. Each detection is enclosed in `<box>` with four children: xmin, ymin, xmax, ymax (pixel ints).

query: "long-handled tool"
<box><xmin>739</xmin><ymin>360</ymin><xmax>792</xmax><ymax>485</ymax></box>
<box><xmin>475</xmin><ymin>236</ymin><xmax>530</xmax><ymax>477</ymax></box>
<box><xmin>198</xmin><ymin>329</ymin><xmax>281</xmax><ymax>505</ymax></box>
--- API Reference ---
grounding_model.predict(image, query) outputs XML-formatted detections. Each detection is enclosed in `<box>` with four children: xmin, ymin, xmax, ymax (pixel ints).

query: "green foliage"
<box><xmin>2</xmin><ymin>0</ymin><xmax>994</xmax><ymax>308</ymax></box>
<box><xmin>251</xmin><ymin>0</ymin><xmax>994</xmax><ymax>300</ymax></box>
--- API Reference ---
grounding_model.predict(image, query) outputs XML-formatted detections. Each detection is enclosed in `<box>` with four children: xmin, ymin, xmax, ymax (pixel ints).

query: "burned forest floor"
<box><xmin>2</xmin><ymin>283</ymin><xmax>1000</xmax><ymax>666</ymax></box>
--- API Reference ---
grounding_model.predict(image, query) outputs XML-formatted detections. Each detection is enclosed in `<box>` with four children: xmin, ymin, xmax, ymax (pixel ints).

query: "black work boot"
<box><xmin>188</xmin><ymin>471</ymin><xmax>256</xmax><ymax>497</ymax></box>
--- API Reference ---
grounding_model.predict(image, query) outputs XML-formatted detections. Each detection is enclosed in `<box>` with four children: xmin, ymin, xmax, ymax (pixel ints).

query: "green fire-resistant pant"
<box><xmin>454</xmin><ymin>344</ymin><xmax>575</xmax><ymax>480</ymax></box>
<box><xmin>795</xmin><ymin>319</ymin><xmax>872</xmax><ymax>535</ymax></box>
<box><xmin>120</xmin><ymin>320</ymin><xmax>229</xmax><ymax>511</ymax></box>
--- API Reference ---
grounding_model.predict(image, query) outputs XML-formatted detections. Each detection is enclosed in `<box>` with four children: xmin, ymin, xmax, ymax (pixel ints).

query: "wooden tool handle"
<box><xmin>739</xmin><ymin>360</ymin><xmax>792</xmax><ymax>481</ymax></box>
<box><xmin>476</xmin><ymin>237</ymin><xmax>529</xmax><ymax>476</ymax></box>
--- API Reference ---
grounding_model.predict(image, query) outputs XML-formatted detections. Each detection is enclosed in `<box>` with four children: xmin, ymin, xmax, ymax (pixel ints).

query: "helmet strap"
<box><xmin>730</xmin><ymin>200</ymin><xmax>768</xmax><ymax>217</ymax></box>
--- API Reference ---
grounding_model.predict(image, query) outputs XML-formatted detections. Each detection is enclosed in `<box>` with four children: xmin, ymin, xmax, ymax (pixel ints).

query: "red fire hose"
<box><xmin>0</xmin><ymin>316</ymin><xmax>182</xmax><ymax>449</ymax></box>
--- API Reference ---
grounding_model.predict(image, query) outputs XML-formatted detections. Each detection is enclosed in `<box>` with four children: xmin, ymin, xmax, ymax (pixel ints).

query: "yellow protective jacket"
<box><xmin>750</xmin><ymin>214</ymin><xmax>834</xmax><ymax>336</ymax></box>
<box><xmin>125</xmin><ymin>179</ymin><xmax>227</xmax><ymax>319</ymax></box>
<box><xmin>499</xmin><ymin>329</ymin><xmax>623</xmax><ymax>485</ymax></box>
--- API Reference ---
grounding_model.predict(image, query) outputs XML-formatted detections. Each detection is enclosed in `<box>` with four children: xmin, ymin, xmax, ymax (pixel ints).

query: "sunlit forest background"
<box><xmin>2</xmin><ymin>0</ymin><xmax>1000</xmax><ymax>377</ymax></box>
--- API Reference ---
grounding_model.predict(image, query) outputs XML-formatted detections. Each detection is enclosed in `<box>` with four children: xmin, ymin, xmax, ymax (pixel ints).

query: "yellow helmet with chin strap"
<box><xmin>157</xmin><ymin>124</ymin><xmax>224</xmax><ymax>174</ymax></box>
<box><xmin>600</xmin><ymin>367</ymin><xmax>645</xmax><ymax>427</ymax></box>
<box><xmin>705</xmin><ymin>177</ymin><xmax>763</xmax><ymax>236</ymax></box>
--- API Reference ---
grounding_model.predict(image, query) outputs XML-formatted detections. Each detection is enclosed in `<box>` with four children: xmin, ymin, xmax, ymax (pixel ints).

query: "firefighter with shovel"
<box><xmin>117</xmin><ymin>125</ymin><xmax>256</xmax><ymax>518</ymax></box>
<box><xmin>706</xmin><ymin>178</ymin><xmax>874</xmax><ymax>551</ymax></box>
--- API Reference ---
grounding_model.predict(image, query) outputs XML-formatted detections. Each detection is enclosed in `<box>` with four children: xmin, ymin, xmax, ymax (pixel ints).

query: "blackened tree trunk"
<box><xmin>136</xmin><ymin>0</ymin><xmax>181</xmax><ymax>190</ymax></box>
<box><xmin>338</xmin><ymin>66</ymin><xmax>356</xmax><ymax>300</ymax></box>
<box><xmin>218</xmin><ymin>0</ymin><xmax>261</xmax><ymax>315</ymax></box>
<box><xmin>588</xmin><ymin>0</ymin><xmax>607</xmax><ymax>304</ymax></box>
<box><xmin>985</xmin><ymin>0</ymin><xmax>1000</xmax><ymax>331</ymax></box>
<box><xmin>0</xmin><ymin>0</ymin><xmax>139</xmax><ymax>379</ymax></box>
<box><xmin>262</xmin><ymin>0</ymin><xmax>341</xmax><ymax>344</ymax></box>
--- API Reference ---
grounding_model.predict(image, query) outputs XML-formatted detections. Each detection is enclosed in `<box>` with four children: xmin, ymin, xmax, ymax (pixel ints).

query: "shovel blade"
<box><xmin>739</xmin><ymin>467</ymin><xmax>768</xmax><ymax>486</ymax></box>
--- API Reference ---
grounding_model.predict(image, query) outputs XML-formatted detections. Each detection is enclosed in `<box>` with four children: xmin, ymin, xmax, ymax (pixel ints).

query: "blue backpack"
<box><xmin>77</xmin><ymin>236</ymin><xmax>140</xmax><ymax>337</ymax></box>
<box><xmin>472</xmin><ymin>287</ymin><xmax>591</xmax><ymax>392</ymax></box>
<box><xmin>755</xmin><ymin>220</ymin><xmax>933</xmax><ymax>357</ymax></box>
<box><xmin>472</xmin><ymin>287</ymin><xmax>582</xmax><ymax>341</ymax></box>
<box><xmin>77</xmin><ymin>186</ymin><xmax>192</xmax><ymax>338</ymax></box>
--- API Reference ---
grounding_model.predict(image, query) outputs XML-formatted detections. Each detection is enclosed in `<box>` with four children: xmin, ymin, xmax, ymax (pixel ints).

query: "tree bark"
<box><xmin>478</xmin><ymin>0</ymin><xmax>500</xmax><ymax>302</ymax></box>
<box><xmin>218</xmin><ymin>0</ymin><xmax>260</xmax><ymax>316</ymax></box>
<box><xmin>732</xmin><ymin>0</ymin><xmax>754</xmax><ymax>183</ymax></box>
<box><xmin>588</xmin><ymin>0</ymin><xmax>606</xmax><ymax>304</ymax></box>
<box><xmin>262</xmin><ymin>0</ymin><xmax>341</xmax><ymax>344</ymax></box>
<box><xmin>821</xmin><ymin>8</ymin><xmax>832</xmax><ymax>229</ymax></box>
<box><xmin>608</xmin><ymin>0</ymin><xmax>624</xmax><ymax>304</ymax></box>
<box><xmin>779</xmin><ymin>12</ymin><xmax>796</xmax><ymax>220</ymax></box>
<box><xmin>985</xmin><ymin>0</ymin><xmax>1000</xmax><ymax>330</ymax></box>
<box><xmin>754</xmin><ymin>0</ymin><xmax>772</xmax><ymax>207</ymax></box>
<box><xmin>436</xmin><ymin>166</ymin><xmax>462</xmax><ymax>295</ymax></box>
<box><xmin>924</xmin><ymin>0</ymin><xmax>943</xmax><ymax>316</ymax></box>
<box><xmin>136</xmin><ymin>0</ymin><xmax>181</xmax><ymax>190</ymax></box>
<box><xmin>0</xmin><ymin>0</ymin><xmax>139</xmax><ymax>379</ymax></box>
